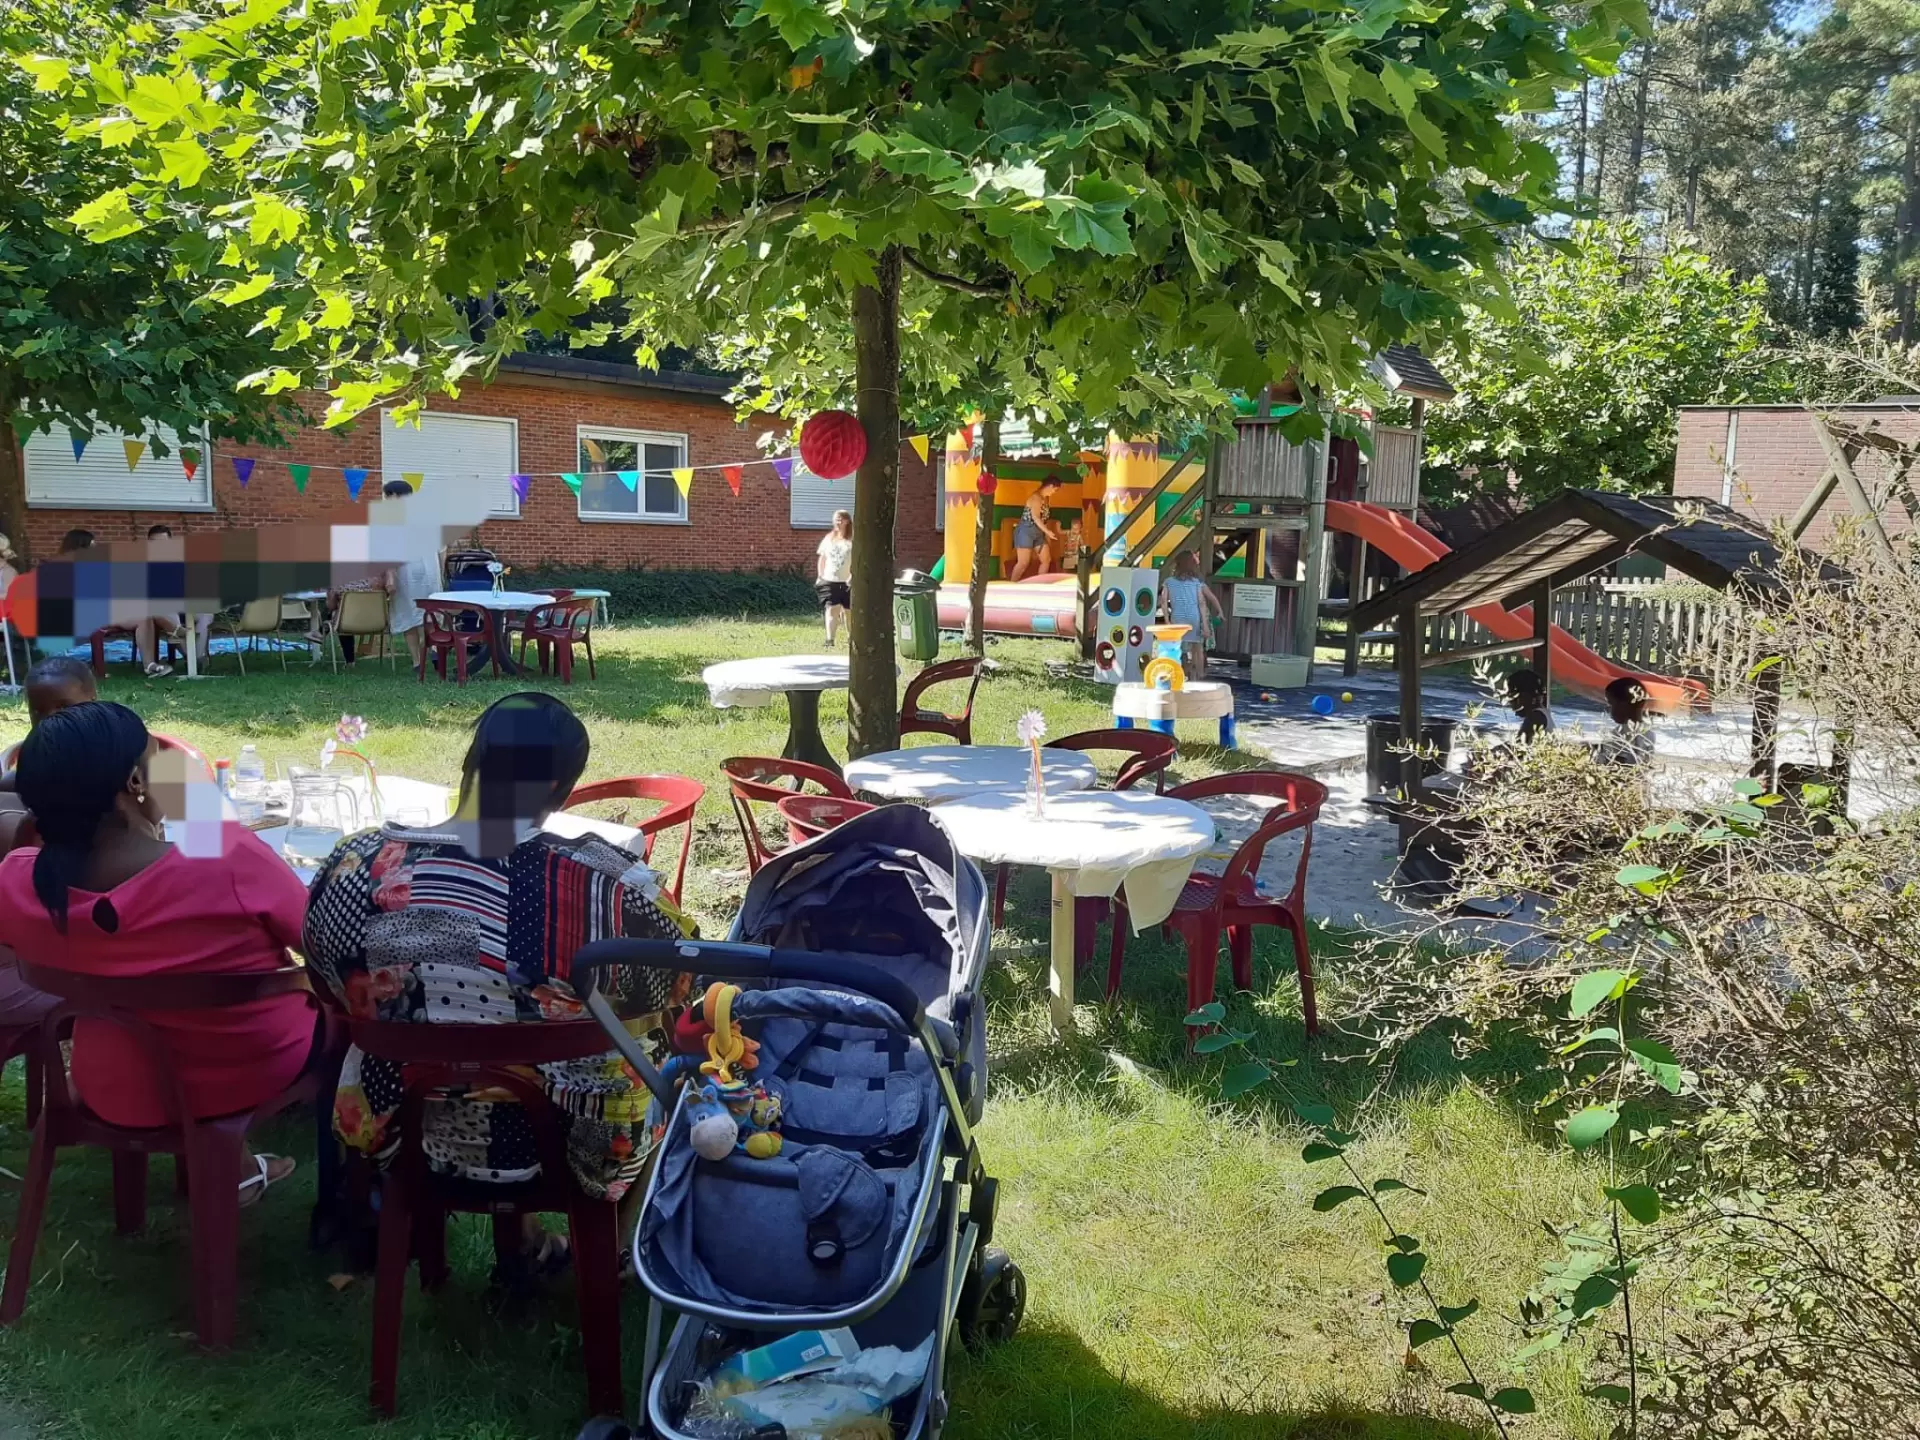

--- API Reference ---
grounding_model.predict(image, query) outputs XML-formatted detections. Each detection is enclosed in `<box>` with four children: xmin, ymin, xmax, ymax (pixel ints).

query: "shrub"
<box><xmin>513</xmin><ymin>565</ymin><xmax>815</xmax><ymax>621</ymax></box>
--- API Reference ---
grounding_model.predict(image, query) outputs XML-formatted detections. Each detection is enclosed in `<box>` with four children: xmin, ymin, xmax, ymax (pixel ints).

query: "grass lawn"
<box><xmin>0</xmin><ymin>615</ymin><xmax>1612</xmax><ymax>1440</ymax></box>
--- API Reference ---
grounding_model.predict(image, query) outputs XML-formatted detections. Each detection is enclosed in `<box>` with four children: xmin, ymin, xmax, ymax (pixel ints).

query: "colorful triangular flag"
<box><xmin>402</xmin><ymin>471</ymin><xmax>424</xmax><ymax>491</ymax></box>
<box><xmin>958</xmin><ymin>424</ymin><xmax>974</xmax><ymax>452</ymax></box>
<box><xmin>772</xmin><ymin>457</ymin><xmax>793</xmax><ymax>488</ymax></box>
<box><xmin>343</xmin><ymin>467</ymin><xmax>367</xmax><ymax>499</ymax></box>
<box><xmin>232</xmin><ymin>456</ymin><xmax>255</xmax><ymax>487</ymax></box>
<box><xmin>70</xmin><ymin>433</ymin><xmax>88</xmax><ymax>461</ymax></box>
<box><xmin>908</xmin><ymin>434</ymin><xmax>930</xmax><ymax>464</ymax></box>
<box><xmin>123</xmin><ymin>438</ymin><xmax>147</xmax><ymax>471</ymax></box>
<box><xmin>616</xmin><ymin>470</ymin><xmax>639</xmax><ymax>492</ymax></box>
<box><xmin>671</xmin><ymin>468</ymin><xmax>693</xmax><ymax>497</ymax></box>
<box><xmin>509</xmin><ymin>473</ymin><xmax>531</xmax><ymax>504</ymax></box>
<box><xmin>290</xmin><ymin>463</ymin><xmax>311</xmax><ymax>493</ymax></box>
<box><xmin>562</xmin><ymin>472</ymin><xmax>584</xmax><ymax>495</ymax></box>
<box><xmin>723</xmin><ymin>465</ymin><xmax>743</xmax><ymax>496</ymax></box>
<box><xmin>180</xmin><ymin>447</ymin><xmax>200</xmax><ymax>481</ymax></box>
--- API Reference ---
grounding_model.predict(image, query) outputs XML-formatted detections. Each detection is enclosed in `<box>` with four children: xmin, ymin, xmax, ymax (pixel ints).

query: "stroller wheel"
<box><xmin>958</xmin><ymin>1246</ymin><xmax>1026</xmax><ymax>1351</ymax></box>
<box><xmin>574</xmin><ymin>1418</ymin><xmax>632</xmax><ymax>1440</ymax></box>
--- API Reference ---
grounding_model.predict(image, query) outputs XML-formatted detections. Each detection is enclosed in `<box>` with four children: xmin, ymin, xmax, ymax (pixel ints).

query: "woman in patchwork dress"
<box><xmin>303</xmin><ymin>692</ymin><xmax>693</xmax><ymax>1271</ymax></box>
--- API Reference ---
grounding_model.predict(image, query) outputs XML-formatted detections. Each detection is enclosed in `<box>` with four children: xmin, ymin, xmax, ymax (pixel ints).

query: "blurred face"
<box><xmin>26</xmin><ymin>676</ymin><xmax>95</xmax><ymax>727</ymax></box>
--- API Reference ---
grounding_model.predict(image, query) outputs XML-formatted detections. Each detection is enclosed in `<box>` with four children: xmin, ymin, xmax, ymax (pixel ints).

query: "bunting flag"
<box><xmin>232</xmin><ymin>456</ymin><xmax>255</xmax><ymax>487</ymax></box>
<box><xmin>723</xmin><ymin>465</ymin><xmax>743</xmax><ymax>496</ymax></box>
<box><xmin>343</xmin><ymin>467</ymin><xmax>368</xmax><ymax>499</ymax></box>
<box><xmin>958</xmin><ymin>424</ymin><xmax>974</xmax><ymax>452</ymax></box>
<box><xmin>562</xmin><ymin>472</ymin><xmax>584</xmax><ymax>494</ymax></box>
<box><xmin>402</xmin><ymin>471</ymin><xmax>424</xmax><ymax>491</ymax></box>
<box><xmin>180</xmin><ymin>447</ymin><xmax>200</xmax><ymax>481</ymax></box>
<box><xmin>908</xmin><ymin>433</ymin><xmax>931</xmax><ymax>464</ymax></box>
<box><xmin>290</xmin><ymin>463</ymin><xmax>311</xmax><ymax>493</ymax></box>
<box><xmin>509</xmin><ymin>473</ymin><xmax>531</xmax><ymax>504</ymax></box>
<box><xmin>772</xmin><ymin>457</ymin><xmax>793</xmax><ymax>488</ymax></box>
<box><xmin>616</xmin><ymin>469</ymin><xmax>639</xmax><ymax>492</ymax></box>
<box><xmin>70</xmin><ymin>434</ymin><xmax>88</xmax><ymax>461</ymax></box>
<box><xmin>671</xmin><ymin>467</ymin><xmax>694</xmax><ymax>497</ymax></box>
<box><xmin>122</xmin><ymin>438</ymin><xmax>147</xmax><ymax>471</ymax></box>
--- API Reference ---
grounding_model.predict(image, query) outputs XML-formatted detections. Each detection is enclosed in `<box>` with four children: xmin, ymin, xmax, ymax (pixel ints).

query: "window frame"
<box><xmin>573</xmin><ymin>424</ymin><xmax>690</xmax><ymax>525</ymax></box>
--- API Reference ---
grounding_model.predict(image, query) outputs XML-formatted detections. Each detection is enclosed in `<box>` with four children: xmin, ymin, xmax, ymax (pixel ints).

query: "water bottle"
<box><xmin>232</xmin><ymin>744</ymin><xmax>266</xmax><ymax>823</ymax></box>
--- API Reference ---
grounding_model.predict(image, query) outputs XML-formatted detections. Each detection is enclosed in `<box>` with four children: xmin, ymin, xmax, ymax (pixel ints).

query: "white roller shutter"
<box><xmin>789</xmin><ymin>458</ymin><xmax>853</xmax><ymax>530</ymax></box>
<box><xmin>380</xmin><ymin>411</ymin><xmax>520</xmax><ymax>517</ymax></box>
<box><xmin>24</xmin><ymin>421</ymin><xmax>213</xmax><ymax>511</ymax></box>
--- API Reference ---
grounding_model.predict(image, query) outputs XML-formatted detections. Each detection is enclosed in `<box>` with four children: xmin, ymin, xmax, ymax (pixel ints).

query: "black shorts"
<box><xmin>815</xmin><ymin>580</ymin><xmax>851</xmax><ymax>609</ymax></box>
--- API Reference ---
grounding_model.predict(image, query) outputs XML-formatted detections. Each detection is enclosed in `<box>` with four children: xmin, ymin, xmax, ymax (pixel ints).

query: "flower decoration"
<box><xmin>1015</xmin><ymin>709</ymin><xmax>1048</xmax><ymax>745</ymax></box>
<box><xmin>322</xmin><ymin>713</ymin><xmax>383</xmax><ymax>820</ymax></box>
<box><xmin>1017</xmin><ymin>709</ymin><xmax>1048</xmax><ymax>817</ymax></box>
<box><xmin>337</xmin><ymin>714</ymin><xmax>369</xmax><ymax>745</ymax></box>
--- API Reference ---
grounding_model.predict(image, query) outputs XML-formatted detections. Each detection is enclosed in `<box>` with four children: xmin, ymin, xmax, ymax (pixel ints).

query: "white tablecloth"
<box><xmin>844</xmin><ymin>745</ymin><xmax>1097</xmax><ymax>801</ymax></box>
<box><xmin>426</xmin><ymin>589</ymin><xmax>555</xmax><ymax>612</ymax></box>
<box><xmin>932</xmin><ymin>789</ymin><xmax>1215</xmax><ymax>928</ymax></box>
<box><xmin>704</xmin><ymin>655</ymin><xmax>850</xmax><ymax>709</ymax></box>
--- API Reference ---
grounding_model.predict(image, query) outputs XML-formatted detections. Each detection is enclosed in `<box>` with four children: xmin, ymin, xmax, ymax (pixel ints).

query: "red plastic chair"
<box><xmin>516</xmin><ymin>598</ymin><xmax>597</xmax><ymax>683</ymax></box>
<box><xmin>991</xmin><ymin>729</ymin><xmax>1179</xmax><ymax>930</ymax></box>
<box><xmin>349</xmin><ymin>1017</ymin><xmax>626</xmax><ymax>1417</ymax></box>
<box><xmin>0</xmin><ymin>961</ymin><xmax>336</xmax><ymax>1349</ymax></box>
<box><xmin>1106</xmin><ymin>771</ymin><xmax>1329</xmax><ymax>1035</ymax></box>
<box><xmin>416</xmin><ymin>600</ymin><xmax>493</xmax><ymax>685</ymax></box>
<box><xmin>776</xmin><ymin>793</ymin><xmax>876</xmax><ymax>845</ymax></box>
<box><xmin>898</xmin><ymin>657</ymin><xmax>984</xmax><ymax>745</ymax></box>
<box><xmin>152</xmin><ymin>732</ymin><xmax>217</xmax><ymax>782</ymax></box>
<box><xmin>720</xmin><ymin>757</ymin><xmax>854</xmax><ymax>873</ymax></box>
<box><xmin>563</xmin><ymin>775</ymin><xmax>704</xmax><ymax>903</ymax></box>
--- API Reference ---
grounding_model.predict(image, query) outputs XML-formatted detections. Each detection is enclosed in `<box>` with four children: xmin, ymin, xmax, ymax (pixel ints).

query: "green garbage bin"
<box><xmin>894</xmin><ymin>569</ymin><xmax>941</xmax><ymax>661</ymax></box>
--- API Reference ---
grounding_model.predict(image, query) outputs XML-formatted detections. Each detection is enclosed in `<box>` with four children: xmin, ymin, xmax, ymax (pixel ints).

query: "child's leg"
<box><xmin>1183</xmin><ymin>641</ymin><xmax>1206</xmax><ymax>680</ymax></box>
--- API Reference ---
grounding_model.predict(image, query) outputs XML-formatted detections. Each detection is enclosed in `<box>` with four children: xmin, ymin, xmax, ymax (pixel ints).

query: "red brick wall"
<box><xmin>1675</xmin><ymin>405</ymin><xmax>1920</xmax><ymax>545</ymax></box>
<box><xmin>18</xmin><ymin>375</ymin><xmax>942</xmax><ymax>572</ymax></box>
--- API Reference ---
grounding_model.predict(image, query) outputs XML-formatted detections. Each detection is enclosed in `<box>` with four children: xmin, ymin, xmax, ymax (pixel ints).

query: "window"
<box><xmin>789</xmin><ymin>457</ymin><xmax>853</xmax><ymax>530</ymax></box>
<box><xmin>24</xmin><ymin>421</ymin><xmax>213</xmax><ymax>511</ymax></box>
<box><xmin>576</xmin><ymin>426</ymin><xmax>687</xmax><ymax>523</ymax></box>
<box><xmin>381</xmin><ymin>411</ymin><xmax>520</xmax><ymax>517</ymax></box>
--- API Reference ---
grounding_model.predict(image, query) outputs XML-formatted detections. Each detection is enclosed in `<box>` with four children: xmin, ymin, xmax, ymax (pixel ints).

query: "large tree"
<box><xmin>0</xmin><ymin>1</ymin><xmax>295</xmax><ymax>563</ymax></box>
<box><xmin>30</xmin><ymin>0</ymin><xmax>1637</xmax><ymax>753</ymax></box>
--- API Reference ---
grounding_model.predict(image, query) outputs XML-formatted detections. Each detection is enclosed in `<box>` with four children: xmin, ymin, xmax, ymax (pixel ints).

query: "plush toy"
<box><xmin>686</xmin><ymin>1082</ymin><xmax>742</xmax><ymax>1161</ymax></box>
<box><xmin>674</xmin><ymin>983</ymin><xmax>783</xmax><ymax>1160</ymax></box>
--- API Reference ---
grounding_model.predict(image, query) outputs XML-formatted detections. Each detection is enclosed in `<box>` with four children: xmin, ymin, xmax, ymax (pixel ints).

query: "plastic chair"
<box><xmin>516</xmin><ymin>598</ymin><xmax>597</xmax><ymax>683</ymax></box>
<box><xmin>0</xmin><ymin>950</ymin><xmax>47</xmax><ymax>1127</ymax></box>
<box><xmin>152</xmin><ymin>732</ymin><xmax>217</xmax><ymax>783</ymax></box>
<box><xmin>85</xmin><ymin>626</ymin><xmax>135</xmax><ymax>679</ymax></box>
<box><xmin>1106</xmin><ymin>771</ymin><xmax>1329</xmax><ymax>1035</ymax></box>
<box><xmin>720</xmin><ymin>757</ymin><xmax>854</xmax><ymax>873</ymax></box>
<box><xmin>990</xmin><ymin>729</ymin><xmax>1178</xmax><ymax>929</ymax></box>
<box><xmin>776</xmin><ymin>793</ymin><xmax>876</xmax><ymax>845</ymax></box>
<box><xmin>0</xmin><ymin>961</ymin><xmax>335</xmax><ymax>1349</ymax></box>
<box><xmin>349</xmin><ymin>1016</ymin><xmax>626</xmax><ymax>1417</ymax></box>
<box><xmin>329</xmin><ymin>589</ymin><xmax>394</xmax><ymax>672</ymax></box>
<box><xmin>562</xmin><ymin>775</ymin><xmax>704</xmax><ymax>903</ymax></box>
<box><xmin>417</xmin><ymin>599</ymin><xmax>493</xmax><ymax>684</ymax></box>
<box><xmin>898</xmin><ymin>657</ymin><xmax>984</xmax><ymax>745</ymax></box>
<box><xmin>215</xmin><ymin>597</ymin><xmax>289</xmax><ymax>675</ymax></box>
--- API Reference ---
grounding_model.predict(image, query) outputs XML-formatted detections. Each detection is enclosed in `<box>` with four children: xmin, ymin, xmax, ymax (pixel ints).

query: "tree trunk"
<box><xmin>1801</xmin><ymin>180</ymin><xmax>1824</xmax><ymax>324</ymax></box>
<box><xmin>1898</xmin><ymin>103</ymin><xmax>1919</xmax><ymax>347</ymax></box>
<box><xmin>1593</xmin><ymin>81</ymin><xmax>1612</xmax><ymax>214</ymax></box>
<box><xmin>1575</xmin><ymin>79</ymin><xmax>1590</xmax><ymax>202</ymax></box>
<box><xmin>0</xmin><ymin>415</ymin><xmax>28</xmax><ymax>569</ymax></box>
<box><xmin>1621</xmin><ymin>53</ymin><xmax>1651</xmax><ymax>215</ymax></box>
<box><xmin>1684</xmin><ymin>165</ymin><xmax>1699</xmax><ymax>231</ymax></box>
<box><xmin>964</xmin><ymin>417</ymin><xmax>998</xmax><ymax>656</ymax></box>
<box><xmin>847</xmin><ymin>246</ymin><xmax>903</xmax><ymax>759</ymax></box>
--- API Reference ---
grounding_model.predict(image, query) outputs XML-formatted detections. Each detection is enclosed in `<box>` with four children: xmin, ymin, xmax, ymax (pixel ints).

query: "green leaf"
<box><xmin>1373</xmin><ymin>1178</ymin><xmax>1425</xmax><ymax>1196</ymax></box>
<box><xmin>1185</xmin><ymin>1002</ymin><xmax>1226</xmax><ymax>1026</ymax></box>
<box><xmin>1407</xmin><ymin>1318</ymin><xmax>1449</xmax><ymax>1348</ymax></box>
<box><xmin>1385</xmin><ymin>1250</ymin><xmax>1427</xmax><ymax>1288</ymax></box>
<box><xmin>1224</xmin><ymin>156</ymin><xmax>1265</xmax><ymax>188</ymax></box>
<box><xmin>67</xmin><ymin>188</ymin><xmax>147</xmax><ymax>242</ymax></box>
<box><xmin>211</xmin><ymin>273</ymin><xmax>275</xmax><ymax>306</ymax></box>
<box><xmin>1627</xmin><ymin>1037</ymin><xmax>1687</xmax><ymax>1094</ymax></box>
<box><xmin>1437</xmin><ymin>1299</ymin><xmax>1480</xmax><ymax>1325</ymax></box>
<box><xmin>15</xmin><ymin>53</ymin><xmax>73</xmax><ymax>92</ymax></box>
<box><xmin>315</xmin><ymin>291</ymin><xmax>354</xmax><ymax>330</ymax></box>
<box><xmin>1614</xmin><ymin>864</ymin><xmax>1667</xmax><ymax>892</ymax></box>
<box><xmin>1570</xmin><ymin>969</ymin><xmax>1629</xmax><ymax>1018</ymax></box>
<box><xmin>1404</xmin><ymin>107</ymin><xmax>1447</xmax><ymax>159</ymax></box>
<box><xmin>1311</xmin><ymin>1185</ymin><xmax>1367</xmax><ymax>1212</ymax></box>
<box><xmin>1377</xmin><ymin>60</ymin><xmax>1418</xmax><ymax>117</ymax></box>
<box><xmin>1445</xmin><ymin>1382</ymin><xmax>1487</xmax><ymax>1402</ymax></box>
<box><xmin>1605</xmin><ymin>1184</ymin><xmax>1661</xmax><ymax>1223</ymax></box>
<box><xmin>1192</xmin><ymin>1030</ymin><xmax>1249</xmax><ymax>1054</ymax></box>
<box><xmin>1294</xmin><ymin>1102</ymin><xmax>1336</xmax><ymax>1128</ymax></box>
<box><xmin>1219</xmin><ymin>1060</ymin><xmax>1271</xmax><ymax>1098</ymax></box>
<box><xmin>1732</xmin><ymin>777</ymin><xmax>1764</xmax><ymax>797</ymax></box>
<box><xmin>157</xmin><ymin>136</ymin><xmax>212</xmax><ymax>188</ymax></box>
<box><xmin>1565</xmin><ymin>1104</ymin><xmax>1621</xmax><ymax>1150</ymax></box>
<box><xmin>1388</xmin><ymin>1233</ymin><xmax>1421</xmax><ymax>1253</ymax></box>
<box><xmin>1571</xmin><ymin>1272</ymin><xmax>1620</xmax><ymax>1317</ymax></box>
<box><xmin>1301</xmin><ymin>1141</ymin><xmax>1344</xmax><ymax>1163</ymax></box>
<box><xmin>1490</xmin><ymin>1388</ymin><xmax>1537</xmax><ymax>1415</ymax></box>
<box><xmin>1585</xmin><ymin>1384</ymin><xmax>1633</xmax><ymax>1405</ymax></box>
<box><xmin>1559</xmin><ymin>1026</ymin><xmax>1619</xmax><ymax>1054</ymax></box>
<box><xmin>1316</xmin><ymin>47</ymin><xmax>1356</xmax><ymax>128</ymax></box>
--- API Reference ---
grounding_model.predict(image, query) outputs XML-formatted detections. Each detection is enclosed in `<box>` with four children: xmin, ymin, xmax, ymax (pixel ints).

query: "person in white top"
<box><xmin>815</xmin><ymin>509</ymin><xmax>854</xmax><ymax>646</ymax></box>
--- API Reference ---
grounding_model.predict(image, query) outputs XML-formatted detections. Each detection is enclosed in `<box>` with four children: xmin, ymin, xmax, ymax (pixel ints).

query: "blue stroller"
<box><xmin>569</xmin><ymin>804</ymin><xmax>1023</xmax><ymax>1439</ymax></box>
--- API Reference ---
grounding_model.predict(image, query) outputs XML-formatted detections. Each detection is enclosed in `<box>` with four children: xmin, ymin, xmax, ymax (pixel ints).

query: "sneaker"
<box><xmin>144</xmin><ymin>661</ymin><xmax>173</xmax><ymax>678</ymax></box>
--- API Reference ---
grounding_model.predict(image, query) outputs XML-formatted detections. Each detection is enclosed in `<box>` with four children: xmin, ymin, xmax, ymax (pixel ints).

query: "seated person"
<box><xmin>135</xmin><ymin>524</ymin><xmax>210</xmax><ymax>678</ymax></box>
<box><xmin>1504</xmin><ymin>668</ymin><xmax>1553</xmax><ymax>742</ymax></box>
<box><xmin>2</xmin><ymin>657</ymin><xmax>98</xmax><ymax>793</ymax></box>
<box><xmin>302</xmin><ymin>693</ymin><xmax>694</xmax><ymax>1269</ymax></box>
<box><xmin>0</xmin><ymin>702</ymin><xmax>319</xmax><ymax>1201</ymax></box>
<box><xmin>1595</xmin><ymin>677</ymin><xmax>1655</xmax><ymax>766</ymax></box>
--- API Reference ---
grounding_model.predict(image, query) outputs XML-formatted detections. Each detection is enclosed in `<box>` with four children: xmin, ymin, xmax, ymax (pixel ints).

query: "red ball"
<box><xmin>799</xmin><ymin>409</ymin><xmax>868</xmax><ymax>480</ymax></box>
<box><xmin>978</xmin><ymin>472</ymin><xmax>998</xmax><ymax>497</ymax></box>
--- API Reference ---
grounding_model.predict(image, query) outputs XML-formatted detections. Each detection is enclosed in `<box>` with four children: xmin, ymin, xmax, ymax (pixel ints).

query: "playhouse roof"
<box><xmin>1375</xmin><ymin>343</ymin><xmax>1456</xmax><ymax>402</ymax></box>
<box><xmin>1348</xmin><ymin>490</ymin><xmax>1837</xmax><ymax>627</ymax></box>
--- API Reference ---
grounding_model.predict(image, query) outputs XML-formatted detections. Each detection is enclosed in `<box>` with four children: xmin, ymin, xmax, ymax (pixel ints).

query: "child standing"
<box><xmin>1160</xmin><ymin>551</ymin><xmax>1223</xmax><ymax>680</ymax></box>
<box><xmin>815</xmin><ymin>510</ymin><xmax>854</xmax><ymax>646</ymax></box>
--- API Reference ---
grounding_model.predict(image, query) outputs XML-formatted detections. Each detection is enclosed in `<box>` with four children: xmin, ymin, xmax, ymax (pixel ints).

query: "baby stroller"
<box><xmin>570</xmin><ymin>804</ymin><xmax>1023</xmax><ymax>1440</ymax></box>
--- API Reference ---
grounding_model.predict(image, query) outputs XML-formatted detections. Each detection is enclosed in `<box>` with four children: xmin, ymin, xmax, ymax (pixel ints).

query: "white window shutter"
<box><xmin>380</xmin><ymin>411</ymin><xmax>520</xmax><ymax>517</ymax></box>
<box><xmin>24</xmin><ymin>421</ymin><xmax>213</xmax><ymax>510</ymax></box>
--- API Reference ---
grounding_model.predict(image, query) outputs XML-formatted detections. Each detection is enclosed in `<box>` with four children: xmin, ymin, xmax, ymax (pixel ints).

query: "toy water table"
<box><xmin>1112</xmin><ymin>624</ymin><xmax>1238</xmax><ymax>747</ymax></box>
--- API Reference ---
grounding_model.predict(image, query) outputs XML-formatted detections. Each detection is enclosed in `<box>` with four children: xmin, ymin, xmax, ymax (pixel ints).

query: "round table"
<box><xmin>932</xmin><ymin>789</ymin><xmax>1215</xmax><ymax>1031</ymax></box>
<box><xmin>703</xmin><ymin>655</ymin><xmax>851</xmax><ymax>774</ymax></box>
<box><xmin>844</xmin><ymin>745</ymin><xmax>1097</xmax><ymax>801</ymax></box>
<box><xmin>426</xmin><ymin>590</ymin><xmax>561</xmax><ymax>677</ymax></box>
<box><xmin>1113</xmin><ymin>680</ymin><xmax>1237</xmax><ymax>748</ymax></box>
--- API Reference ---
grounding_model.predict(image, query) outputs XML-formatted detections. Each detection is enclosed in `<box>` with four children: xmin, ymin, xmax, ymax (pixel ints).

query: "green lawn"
<box><xmin>0</xmin><ymin>616</ymin><xmax>1610</xmax><ymax>1440</ymax></box>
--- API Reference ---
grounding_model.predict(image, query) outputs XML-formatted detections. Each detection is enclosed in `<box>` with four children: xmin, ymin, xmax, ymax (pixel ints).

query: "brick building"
<box><xmin>1674</xmin><ymin>402</ymin><xmax>1920</xmax><ymax>545</ymax></box>
<box><xmin>14</xmin><ymin>353</ymin><xmax>943</xmax><ymax>571</ymax></box>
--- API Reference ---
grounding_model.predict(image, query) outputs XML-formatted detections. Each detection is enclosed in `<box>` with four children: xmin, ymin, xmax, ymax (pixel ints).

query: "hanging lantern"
<box><xmin>978</xmin><ymin>471</ymin><xmax>998</xmax><ymax>497</ymax></box>
<box><xmin>799</xmin><ymin>409</ymin><xmax>868</xmax><ymax>480</ymax></box>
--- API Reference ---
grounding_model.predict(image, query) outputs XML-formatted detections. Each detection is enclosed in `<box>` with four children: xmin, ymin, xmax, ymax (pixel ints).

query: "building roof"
<box><xmin>1349</xmin><ymin>489</ymin><xmax>1838</xmax><ymax>628</ymax></box>
<box><xmin>499</xmin><ymin>351</ymin><xmax>736</xmax><ymax>399</ymax></box>
<box><xmin>1375</xmin><ymin>343</ymin><xmax>1456</xmax><ymax>402</ymax></box>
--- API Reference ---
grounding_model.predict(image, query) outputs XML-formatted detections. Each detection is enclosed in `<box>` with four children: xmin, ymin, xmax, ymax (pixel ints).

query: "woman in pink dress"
<box><xmin>0</xmin><ymin>702</ymin><xmax>320</xmax><ymax>1201</ymax></box>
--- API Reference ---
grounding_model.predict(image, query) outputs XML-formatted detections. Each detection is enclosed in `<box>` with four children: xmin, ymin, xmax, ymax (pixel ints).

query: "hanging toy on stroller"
<box><xmin>571</xmin><ymin>804</ymin><xmax>1023</xmax><ymax>1440</ymax></box>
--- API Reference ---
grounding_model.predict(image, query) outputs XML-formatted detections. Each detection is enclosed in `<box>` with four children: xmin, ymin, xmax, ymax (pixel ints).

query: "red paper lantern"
<box><xmin>978</xmin><ymin>471</ymin><xmax>998</xmax><ymax>497</ymax></box>
<box><xmin>799</xmin><ymin>409</ymin><xmax>868</xmax><ymax>480</ymax></box>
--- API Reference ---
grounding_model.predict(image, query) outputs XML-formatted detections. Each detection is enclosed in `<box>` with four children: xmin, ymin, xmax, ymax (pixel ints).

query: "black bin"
<box><xmin>1365</xmin><ymin>713</ymin><xmax>1457</xmax><ymax>793</ymax></box>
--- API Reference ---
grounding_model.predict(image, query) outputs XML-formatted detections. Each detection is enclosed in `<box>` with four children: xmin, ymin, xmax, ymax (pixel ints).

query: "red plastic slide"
<box><xmin>1327</xmin><ymin>500</ymin><xmax>1706</xmax><ymax>713</ymax></box>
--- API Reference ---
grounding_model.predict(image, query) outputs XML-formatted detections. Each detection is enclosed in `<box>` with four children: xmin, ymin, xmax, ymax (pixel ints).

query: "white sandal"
<box><xmin>237</xmin><ymin>1153</ymin><xmax>294</xmax><ymax>1207</ymax></box>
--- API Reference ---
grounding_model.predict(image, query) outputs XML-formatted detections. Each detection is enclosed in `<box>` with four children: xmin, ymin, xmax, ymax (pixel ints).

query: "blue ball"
<box><xmin>1311</xmin><ymin>694</ymin><xmax>1336</xmax><ymax>716</ymax></box>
